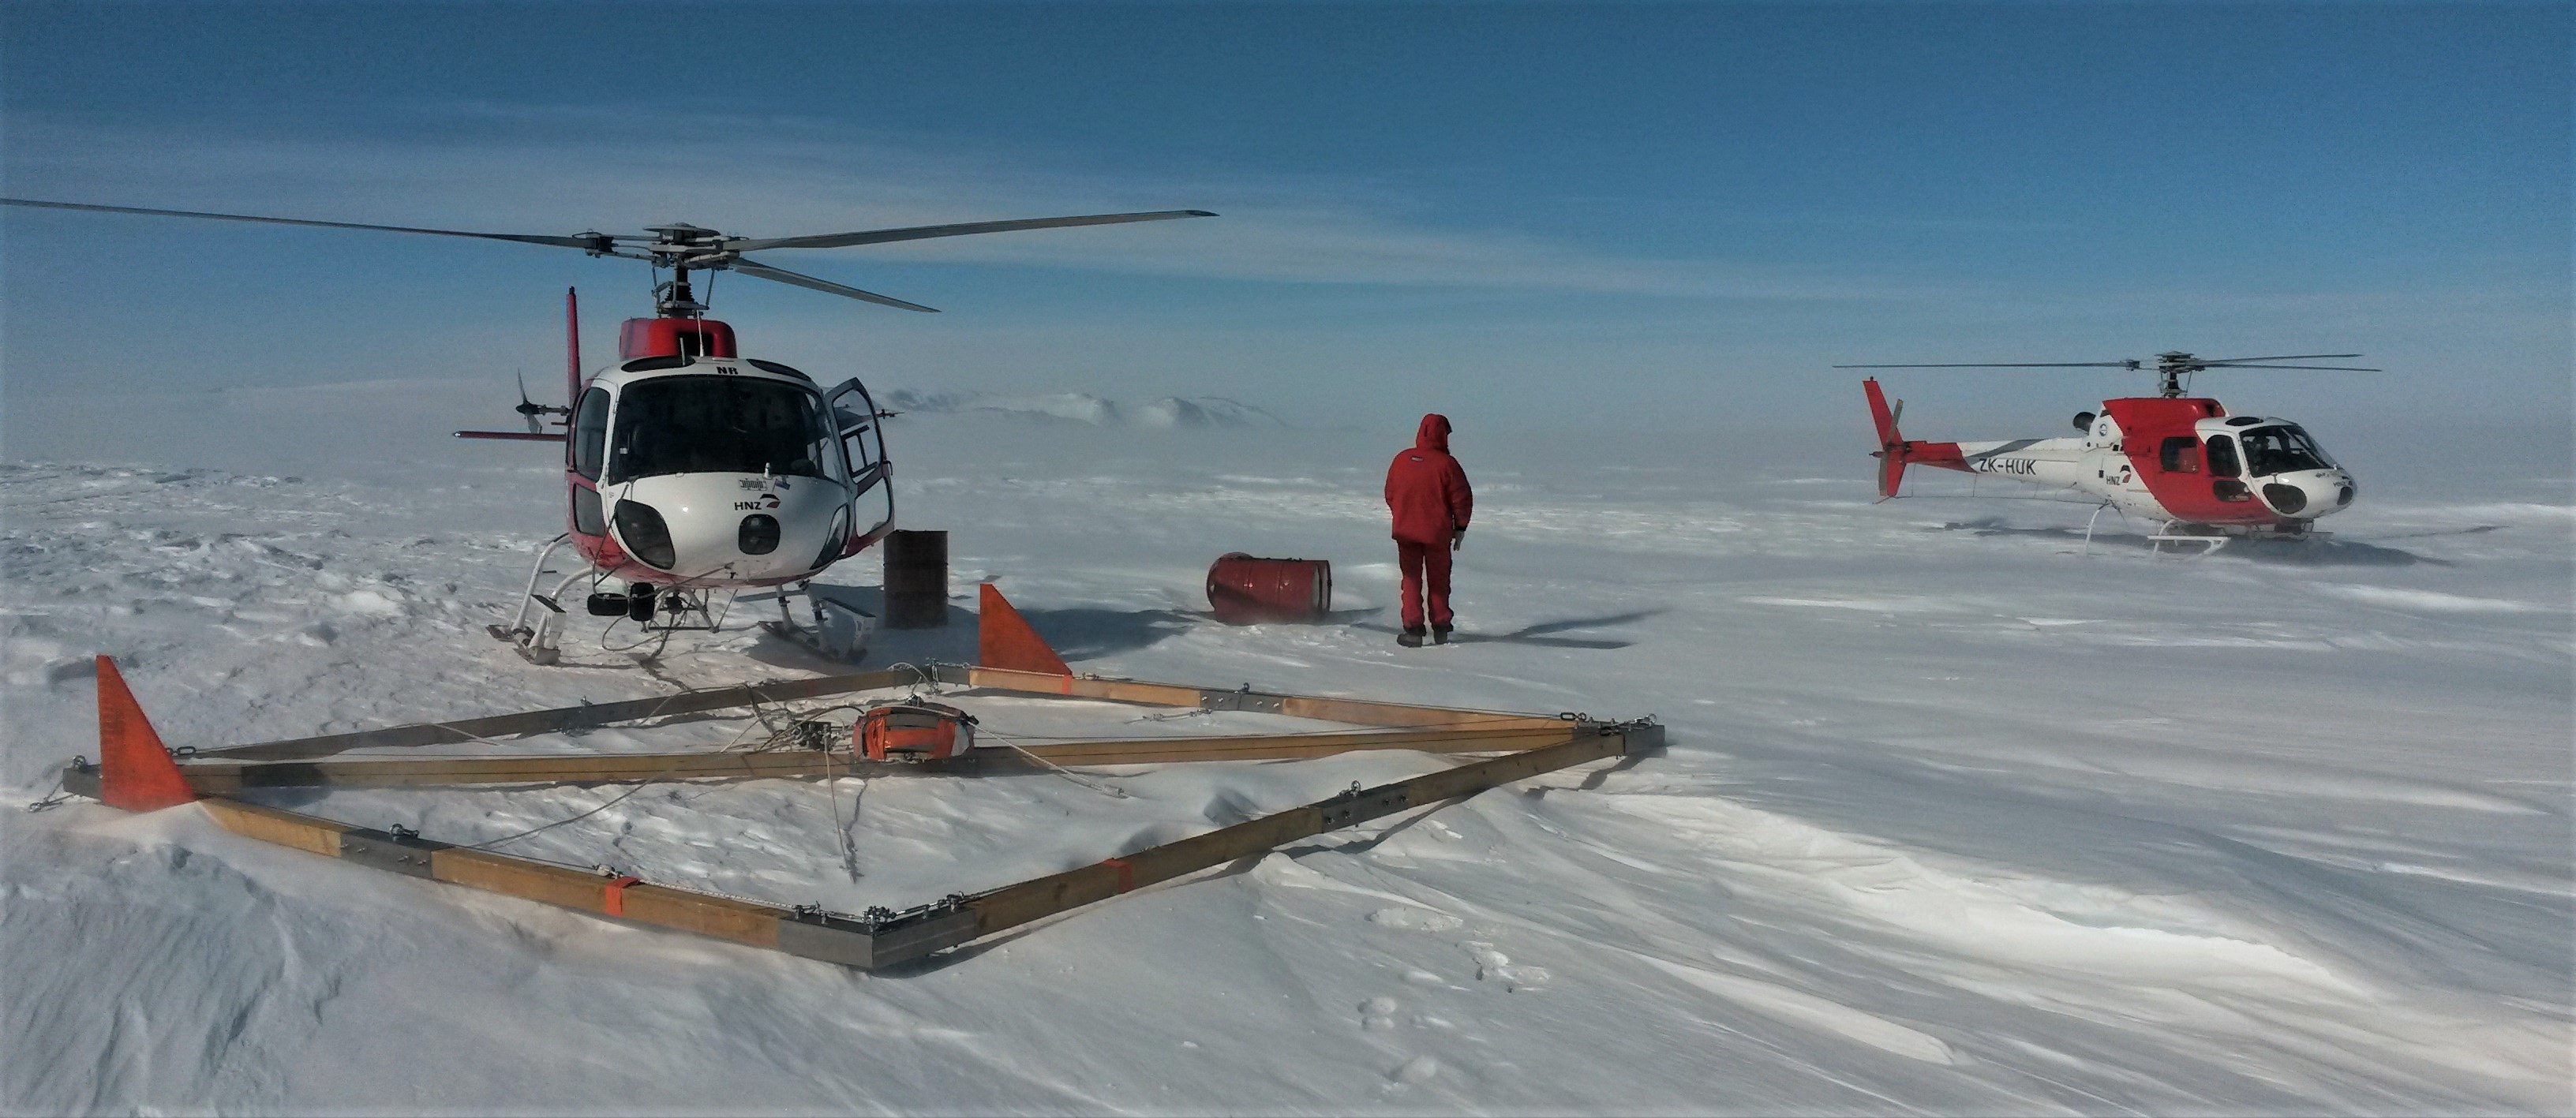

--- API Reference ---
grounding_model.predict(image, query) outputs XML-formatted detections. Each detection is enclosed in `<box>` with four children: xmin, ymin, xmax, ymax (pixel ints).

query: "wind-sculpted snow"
<box><xmin>0</xmin><ymin>417</ymin><xmax>2568</xmax><ymax>1113</ymax></box>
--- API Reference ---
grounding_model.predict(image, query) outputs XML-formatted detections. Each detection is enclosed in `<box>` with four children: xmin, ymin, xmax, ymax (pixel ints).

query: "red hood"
<box><xmin>1414</xmin><ymin>413</ymin><xmax>1452</xmax><ymax>454</ymax></box>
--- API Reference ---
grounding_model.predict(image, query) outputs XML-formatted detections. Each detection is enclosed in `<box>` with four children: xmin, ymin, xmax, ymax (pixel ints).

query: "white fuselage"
<box><xmin>1953</xmin><ymin>413</ymin><xmax>2354</xmax><ymax>526</ymax></box>
<box><xmin>573</xmin><ymin>356</ymin><xmax>887</xmax><ymax>586</ymax></box>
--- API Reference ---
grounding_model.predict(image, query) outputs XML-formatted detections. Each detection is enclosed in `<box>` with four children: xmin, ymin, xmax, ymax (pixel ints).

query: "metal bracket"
<box><xmin>337</xmin><ymin>826</ymin><xmax>447</xmax><ymax>878</ymax></box>
<box><xmin>1319</xmin><ymin>781</ymin><xmax>1414</xmax><ymax>828</ymax></box>
<box><xmin>775</xmin><ymin>905</ymin><xmax>979</xmax><ymax>970</ymax></box>
<box><xmin>1197</xmin><ymin>688</ymin><xmax>1285</xmax><ymax>714</ymax></box>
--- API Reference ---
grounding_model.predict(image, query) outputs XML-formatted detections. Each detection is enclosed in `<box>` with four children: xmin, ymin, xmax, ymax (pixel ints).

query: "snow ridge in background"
<box><xmin>878</xmin><ymin>388</ymin><xmax>1288</xmax><ymax>428</ymax></box>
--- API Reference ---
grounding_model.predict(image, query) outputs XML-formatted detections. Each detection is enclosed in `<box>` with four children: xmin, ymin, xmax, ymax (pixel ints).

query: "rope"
<box><xmin>822</xmin><ymin>746</ymin><xmax>863</xmax><ymax>883</ymax></box>
<box><xmin>457</xmin><ymin>697</ymin><xmax>777</xmax><ymax>852</ymax></box>
<box><xmin>23</xmin><ymin>770</ymin><xmax>71</xmax><ymax>813</ymax></box>
<box><xmin>1129</xmin><ymin>707</ymin><xmax>1215</xmax><ymax>723</ymax></box>
<box><xmin>454</xmin><ymin>780</ymin><xmax>665</xmax><ymax>852</ymax></box>
<box><xmin>975</xmin><ymin>725</ymin><xmax>1130</xmax><ymax>799</ymax></box>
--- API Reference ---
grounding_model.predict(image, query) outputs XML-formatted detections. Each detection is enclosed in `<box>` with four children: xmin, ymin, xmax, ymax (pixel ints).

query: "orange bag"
<box><xmin>856</xmin><ymin>700</ymin><xmax>975</xmax><ymax>762</ymax></box>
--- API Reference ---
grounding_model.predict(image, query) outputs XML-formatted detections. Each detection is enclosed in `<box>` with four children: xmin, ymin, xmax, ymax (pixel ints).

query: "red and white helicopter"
<box><xmin>2</xmin><ymin>197</ymin><xmax>1214</xmax><ymax>659</ymax></box>
<box><xmin>1840</xmin><ymin>352</ymin><xmax>2372</xmax><ymax>552</ymax></box>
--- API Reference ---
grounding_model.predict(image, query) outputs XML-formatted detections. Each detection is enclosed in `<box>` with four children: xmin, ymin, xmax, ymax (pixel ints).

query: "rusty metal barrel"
<box><xmin>1206</xmin><ymin>553</ymin><xmax>1331</xmax><ymax>624</ymax></box>
<box><xmin>883</xmin><ymin>529</ymin><xmax>948</xmax><ymax>629</ymax></box>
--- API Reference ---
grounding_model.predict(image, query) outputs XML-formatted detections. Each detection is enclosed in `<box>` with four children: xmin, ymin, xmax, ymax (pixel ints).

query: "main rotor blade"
<box><xmin>732</xmin><ymin>257</ymin><xmax>939</xmax><ymax>312</ymax></box>
<box><xmin>2191</xmin><ymin>364</ymin><xmax>2379</xmax><ymax>372</ymax></box>
<box><xmin>1831</xmin><ymin>362</ymin><xmax>2138</xmax><ymax>368</ymax></box>
<box><xmin>0</xmin><ymin>197</ymin><xmax>609</xmax><ymax>250</ymax></box>
<box><xmin>725</xmin><ymin>209</ymin><xmax>1217</xmax><ymax>253</ymax></box>
<box><xmin>2198</xmin><ymin>353</ymin><xmax>2363</xmax><ymax>365</ymax></box>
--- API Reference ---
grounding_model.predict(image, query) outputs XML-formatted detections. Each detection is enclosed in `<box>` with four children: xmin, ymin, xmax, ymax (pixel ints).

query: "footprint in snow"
<box><xmin>1464</xmin><ymin>940</ymin><xmax>1548</xmax><ymax>991</ymax></box>
<box><xmin>1360</xmin><ymin>995</ymin><xmax>1399</xmax><ymax>1031</ymax></box>
<box><xmin>1367</xmin><ymin>906</ymin><xmax>1462</xmax><ymax>932</ymax></box>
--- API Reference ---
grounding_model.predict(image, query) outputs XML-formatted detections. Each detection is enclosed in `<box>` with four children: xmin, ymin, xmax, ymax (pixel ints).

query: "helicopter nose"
<box><xmin>2260</xmin><ymin>470</ymin><xmax>2353</xmax><ymax>519</ymax></box>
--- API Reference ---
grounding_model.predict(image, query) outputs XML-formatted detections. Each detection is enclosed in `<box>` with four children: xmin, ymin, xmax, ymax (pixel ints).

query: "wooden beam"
<box><xmin>201</xmin><ymin>798</ymin><xmax>349</xmax><ymax>857</ymax></box>
<box><xmin>200</xmin><ymin>798</ymin><xmax>804</xmax><ymax>951</ymax></box>
<box><xmin>960</xmin><ymin>667</ymin><xmax>1567</xmax><ymax>730</ymax></box>
<box><xmin>197</xmin><ymin>669</ymin><xmax>928</xmax><ymax>761</ymax></box>
<box><xmin>164</xmin><ymin>724</ymin><xmax>1589</xmax><ymax>791</ymax></box>
<box><xmin>174</xmin><ymin>750</ymin><xmax>860</xmax><ymax>792</ymax></box>
<box><xmin>957</xmin><ymin>722</ymin><xmax>1658</xmax><ymax>944</ymax></box>
<box><xmin>1009</xmin><ymin>724</ymin><xmax>1578</xmax><ymax>764</ymax></box>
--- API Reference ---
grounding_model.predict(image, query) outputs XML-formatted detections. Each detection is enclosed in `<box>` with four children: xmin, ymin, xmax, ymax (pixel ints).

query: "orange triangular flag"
<box><xmin>95</xmin><ymin>656</ymin><xmax>197</xmax><ymax>812</ymax></box>
<box><xmin>979</xmin><ymin>583</ymin><xmax>1071</xmax><ymax>676</ymax></box>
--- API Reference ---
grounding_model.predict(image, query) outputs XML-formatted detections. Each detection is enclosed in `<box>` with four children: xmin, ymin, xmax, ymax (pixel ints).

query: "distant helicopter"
<box><xmin>1838</xmin><ymin>352</ymin><xmax>2373</xmax><ymax>553</ymax></box>
<box><xmin>2</xmin><ymin>197</ymin><xmax>1215</xmax><ymax>659</ymax></box>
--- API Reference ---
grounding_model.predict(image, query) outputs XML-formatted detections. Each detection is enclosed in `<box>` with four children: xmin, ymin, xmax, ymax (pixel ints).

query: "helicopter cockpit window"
<box><xmin>606</xmin><ymin>376</ymin><xmax>835</xmax><ymax>483</ymax></box>
<box><xmin>2239</xmin><ymin>425</ymin><xmax>2331</xmax><ymax>477</ymax></box>
<box><xmin>572</xmin><ymin>387</ymin><xmax>610</xmax><ymax>480</ymax></box>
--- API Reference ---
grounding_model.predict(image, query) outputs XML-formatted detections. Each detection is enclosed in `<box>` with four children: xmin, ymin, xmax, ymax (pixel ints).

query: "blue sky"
<box><xmin>2</xmin><ymin>2</ymin><xmax>2567</xmax><ymax>439</ymax></box>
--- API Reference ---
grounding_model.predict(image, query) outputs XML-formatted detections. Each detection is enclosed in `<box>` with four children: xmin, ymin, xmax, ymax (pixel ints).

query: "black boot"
<box><xmin>1397</xmin><ymin>626</ymin><xmax>1426</xmax><ymax>648</ymax></box>
<box><xmin>1431</xmin><ymin>624</ymin><xmax>1453</xmax><ymax>645</ymax></box>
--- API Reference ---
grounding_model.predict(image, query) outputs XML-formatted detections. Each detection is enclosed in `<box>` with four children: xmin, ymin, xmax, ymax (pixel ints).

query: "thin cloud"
<box><xmin>3</xmin><ymin>110</ymin><xmax>1968</xmax><ymax>303</ymax></box>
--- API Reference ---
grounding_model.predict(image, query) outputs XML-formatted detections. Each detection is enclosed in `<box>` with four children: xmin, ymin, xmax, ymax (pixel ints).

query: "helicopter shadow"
<box><xmin>1353</xmin><ymin>608</ymin><xmax>1661</xmax><ymax>649</ymax></box>
<box><xmin>740</xmin><ymin>585</ymin><xmax>982</xmax><ymax>671</ymax></box>
<box><xmin>1017</xmin><ymin>606</ymin><xmax>1201</xmax><ymax>660</ymax></box>
<box><xmin>749</xmin><ymin>585</ymin><xmax>1211</xmax><ymax>668</ymax></box>
<box><xmin>1022</xmin><ymin>605</ymin><xmax>1403</xmax><ymax>656</ymax></box>
<box><xmin>1935</xmin><ymin>519</ymin><xmax>2455</xmax><ymax>567</ymax></box>
<box><xmin>748</xmin><ymin>591</ymin><xmax>1669</xmax><ymax>667</ymax></box>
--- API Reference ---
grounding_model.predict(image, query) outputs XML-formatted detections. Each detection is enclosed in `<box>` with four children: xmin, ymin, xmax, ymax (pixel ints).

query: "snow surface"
<box><xmin>2</xmin><ymin>398</ymin><xmax>2569</xmax><ymax>1113</ymax></box>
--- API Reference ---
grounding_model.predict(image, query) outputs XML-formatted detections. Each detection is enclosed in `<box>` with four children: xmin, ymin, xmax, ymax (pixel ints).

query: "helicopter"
<box><xmin>1837</xmin><ymin>352</ymin><xmax>2373</xmax><ymax>553</ymax></box>
<box><xmin>2</xmin><ymin>196</ymin><xmax>1215</xmax><ymax>660</ymax></box>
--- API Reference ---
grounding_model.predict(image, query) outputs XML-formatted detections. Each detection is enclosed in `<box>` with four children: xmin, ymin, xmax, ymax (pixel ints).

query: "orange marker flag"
<box><xmin>979</xmin><ymin>583</ymin><xmax>1071</xmax><ymax>676</ymax></box>
<box><xmin>95</xmin><ymin>656</ymin><xmax>197</xmax><ymax>813</ymax></box>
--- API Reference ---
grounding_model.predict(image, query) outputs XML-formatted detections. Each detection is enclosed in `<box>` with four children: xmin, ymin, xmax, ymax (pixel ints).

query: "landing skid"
<box><xmin>2149</xmin><ymin>521</ymin><xmax>2231</xmax><ymax>557</ymax></box>
<box><xmin>486</xmin><ymin>534</ymin><xmax>873</xmax><ymax>664</ymax></box>
<box><xmin>489</xmin><ymin>533</ymin><xmax>578</xmax><ymax>664</ymax></box>
<box><xmin>2144</xmin><ymin>520</ymin><xmax>2328</xmax><ymax>557</ymax></box>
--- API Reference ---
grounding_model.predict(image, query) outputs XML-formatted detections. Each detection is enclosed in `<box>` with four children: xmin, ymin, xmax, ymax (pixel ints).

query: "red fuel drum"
<box><xmin>1206</xmin><ymin>554</ymin><xmax>1332</xmax><ymax>624</ymax></box>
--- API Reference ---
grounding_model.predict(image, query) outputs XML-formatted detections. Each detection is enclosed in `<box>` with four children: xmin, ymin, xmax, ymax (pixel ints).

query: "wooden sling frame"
<box><xmin>60</xmin><ymin>590</ymin><xmax>1660</xmax><ymax>970</ymax></box>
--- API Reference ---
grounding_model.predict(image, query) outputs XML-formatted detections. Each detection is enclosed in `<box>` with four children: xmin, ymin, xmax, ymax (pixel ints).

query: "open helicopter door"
<box><xmin>824</xmin><ymin>379</ymin><xmax>896</xmax><ymax>555</ymax></box>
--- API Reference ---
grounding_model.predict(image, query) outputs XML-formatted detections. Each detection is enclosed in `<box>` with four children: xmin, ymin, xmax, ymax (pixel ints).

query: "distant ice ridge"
<box><xmin>877</xmin><ymin>389</ymin><xmax>1285</xmax><ymax>428</ymax></box>
<box><xmin>1132</xmin><ymin>396</ymin><xmax>1287</xmax><ymax>428</ymax></box>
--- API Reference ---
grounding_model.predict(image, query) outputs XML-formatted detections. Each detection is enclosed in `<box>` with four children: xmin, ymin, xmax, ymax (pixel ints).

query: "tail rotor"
<box><xmin>514</xmin><ymin>371</ymin><xmax>545</xmax><ymax>434</ymax></box>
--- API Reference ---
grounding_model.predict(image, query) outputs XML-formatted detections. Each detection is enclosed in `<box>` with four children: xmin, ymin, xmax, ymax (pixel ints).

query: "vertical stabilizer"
<box><xmin>564</xmin><ymin>287</ymin><xmax>582</xmax><ymax>406</ymax></box>
<box><xmin>95</xmin><ymin>656</ymin><xmax>196</xmax><ymax>812</ymax></box>
<box><xmin>1863</xmin><ymin>378</ymin><xmax>1906</xmax><ymax>502</ymax></box>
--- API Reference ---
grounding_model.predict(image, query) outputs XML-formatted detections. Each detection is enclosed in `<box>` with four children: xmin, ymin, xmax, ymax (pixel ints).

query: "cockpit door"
<box><xmin>2203</xmin><ymin>434</ymin><xmax>2252</xmax><ymax>502</ymax></box>
<box><xmin>822</xmin><ymin>378</ymin><xmax>894</xmax><ymax>550</ymax></box>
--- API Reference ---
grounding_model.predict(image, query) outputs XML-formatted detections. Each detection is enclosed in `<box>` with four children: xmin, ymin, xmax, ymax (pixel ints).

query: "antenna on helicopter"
<box><xmin>1835</xmin><ymin>352</ymin><xmax>2378</xmax><ymax>398</ymax></box>
<box><xmin>0</xmin><ymin>198</ymin><xmax>1218</xmax><ymax>316</ymax></box>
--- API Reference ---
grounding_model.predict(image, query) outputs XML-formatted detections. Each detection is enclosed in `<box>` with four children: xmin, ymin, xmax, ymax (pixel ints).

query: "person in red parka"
<box><xmin>1384</xmin><ymin>413</ymin><xmax>1473</xmax><ymax>646</ymax></box>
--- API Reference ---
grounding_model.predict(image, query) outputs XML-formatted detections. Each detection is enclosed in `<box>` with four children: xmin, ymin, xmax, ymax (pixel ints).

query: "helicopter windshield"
<box><xmin>2238</xmin><ymin>424</ymin><xmax>2332</xmax><ymax>477</ymax></box>
<box><xmin>606</xmin><ymin>376</ymin><xmax>836</xmax><ymax>483</ymax></box>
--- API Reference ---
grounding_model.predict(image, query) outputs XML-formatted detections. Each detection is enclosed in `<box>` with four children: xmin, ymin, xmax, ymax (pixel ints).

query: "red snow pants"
<box><xmin>1395</xmin><ymin>539</ymin><xmax>1453</xmax><ymax>630</ymax></box>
